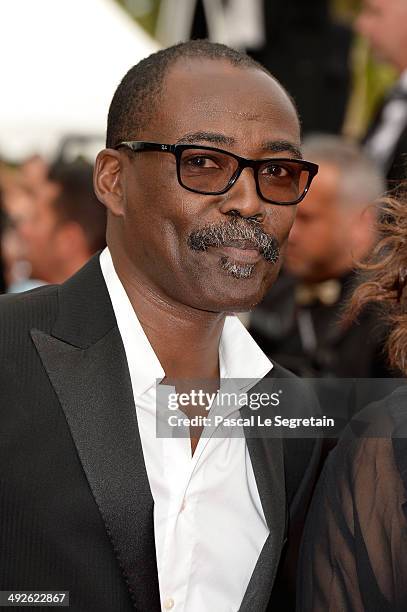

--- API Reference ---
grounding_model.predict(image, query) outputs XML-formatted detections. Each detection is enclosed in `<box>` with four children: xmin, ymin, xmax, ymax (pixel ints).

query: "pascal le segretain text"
<box><xmin>167</xmin><ymin>414</ymin><xmax>335</xmax><ymax>429</ymax></box>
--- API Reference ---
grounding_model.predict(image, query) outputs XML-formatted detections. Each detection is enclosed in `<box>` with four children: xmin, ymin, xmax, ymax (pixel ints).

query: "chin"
<box><xmin>183</xmin><ymin>257</ymin><xmax>281</xmax><ymax>312</ymax></box>
<box><xmin>199</xmin><ymin>276</ymin><xmax>275</xmax><ymax>313</ymax></box>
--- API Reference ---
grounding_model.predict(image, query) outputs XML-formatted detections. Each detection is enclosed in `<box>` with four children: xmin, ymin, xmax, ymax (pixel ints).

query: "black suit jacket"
<box><xmin>387</xmin><ymin>122</ymin><xmax>407</xmax><ymax>184</ymax></box>
<box><xmin>0</xmin><ymin>254</ymin><xmax>320</xmax><ymax>611</ymax></box>
<box><xmin>364</xmin><ymin>90</ymin><xmax>407</xmax><ymax>184</ymax></box>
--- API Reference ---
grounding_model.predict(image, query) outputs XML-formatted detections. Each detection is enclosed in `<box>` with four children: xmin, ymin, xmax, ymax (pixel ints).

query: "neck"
<box><xmin>110</xmin><ymin>249</ymin><xmax>226</xmax><ymax>381</ymax></box>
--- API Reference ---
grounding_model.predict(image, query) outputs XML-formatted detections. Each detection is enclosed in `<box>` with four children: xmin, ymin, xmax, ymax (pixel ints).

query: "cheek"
<box><xmin>124</xmin><ymin>174</ymin><xmax>201</xmax><ymax>269</ymax></box>
<box><xmin>267</xmin><ymin>206</ymin><xmax>297</xmax><ymax>246</ymax></box>
<box><xmin>125</xmin><ymin>156</ymin><xmax>178</xmax><ymax>212</ymax></box>
<box><xmin>291</xmin><ymin>220</ymin><xmax>327</xmax><ymax>257</ymax></box>
<box><xmin>28</xmin><ymin>225</ymin><xmax>50</xmax><ymax>249</ymax></box>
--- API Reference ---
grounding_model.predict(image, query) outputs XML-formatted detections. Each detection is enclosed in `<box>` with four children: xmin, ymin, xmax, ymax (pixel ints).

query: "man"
<box><xmin>0</xmin><ymin>41</ymin><xmax>320</xmax><ymax>611</ymax></box>
<box><xmin>355</xmin><ymin>0</ymin><xmax>407</xmax><ymax>184</ymax></box>
<box><xmin>250</xmin><ymin>135</ymin><xmax>389</xmax><ymax>382</ymax></box>
<box><xmin>11</xmin><ymin>159</ymin><xmax>106</xmax><ymax>288</ymax></box>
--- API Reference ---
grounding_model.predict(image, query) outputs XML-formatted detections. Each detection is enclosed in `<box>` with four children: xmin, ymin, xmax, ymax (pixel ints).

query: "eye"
<box><xmin>184</xmin><ymin>155</ymin><xmax>221</xmax><ymax>169</ymax></box>
<box><xmin>262</xmin><ymin>163</ymin><xmax>291</xmax><ymax>178</ymax></box>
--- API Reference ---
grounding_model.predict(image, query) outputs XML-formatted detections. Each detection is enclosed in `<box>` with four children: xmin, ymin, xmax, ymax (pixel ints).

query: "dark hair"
<box><xmin>48</xmin><ymin>160</ymin><xmax>106</xmax><ymax>253</ymax></box>
<box><xmin>106</xmin><ymin>39</ymin><xmax>286</xmax><ymax>148</ymax></box>
<box><xmin>347</xmin><ymin>184</ymin><xmax>407</xmax><ymax>373</ymax></box>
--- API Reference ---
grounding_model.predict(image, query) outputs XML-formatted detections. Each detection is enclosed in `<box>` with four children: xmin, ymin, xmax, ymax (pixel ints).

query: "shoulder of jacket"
<box><xmin>0</xmin><ymin>285</ymin><xmax>59</xmax><ymax>330</ymax></box>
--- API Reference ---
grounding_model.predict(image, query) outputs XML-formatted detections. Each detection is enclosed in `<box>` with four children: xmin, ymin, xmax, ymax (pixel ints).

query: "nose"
<box><xmin>218</xmin><ymin>167</ymin><xmax>266</xmax><ymax>221</ymax></box>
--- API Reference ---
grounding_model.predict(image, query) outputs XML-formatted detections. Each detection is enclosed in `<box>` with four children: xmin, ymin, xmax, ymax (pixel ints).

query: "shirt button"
<box><xmin>163</xmin><ymin>597</ymin><xmax>174</xmax><ymax>609</ymax></box>
<box><xmin>180</xmin><ymin>499</ymin><xmax>186</xmax><ymax>511</ymax></box>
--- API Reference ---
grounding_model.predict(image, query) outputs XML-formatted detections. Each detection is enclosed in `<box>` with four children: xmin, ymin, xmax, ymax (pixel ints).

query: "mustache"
<box><xmin>187</xmin><ymin>217</ymin><xmax>280</xmax><ymax>264</ymax></box>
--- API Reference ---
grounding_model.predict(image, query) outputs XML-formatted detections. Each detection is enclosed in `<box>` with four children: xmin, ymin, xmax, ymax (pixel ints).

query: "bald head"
<box><xmin>106</xmin><ymin>40</ymin><xmax>297</xmax><ymax>149</ymax></box>
<box><xmin>285</xmin><ymin>135</ymin><xmax>383</xmax><ymax>283</ymax></box>
<box><xmin>302</xmin><ymin>134</ymin><xmax>385</xmax><ymax>209</ymax></box>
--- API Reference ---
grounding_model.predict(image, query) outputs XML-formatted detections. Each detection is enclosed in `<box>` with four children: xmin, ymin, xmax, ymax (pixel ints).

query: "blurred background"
<box><xmin>123</xmin><ymin>0</ymin><xmax>397</xmax><ymax>137</ymax></box>
<box><xmin>2</xmin><ymin>5</ymin><xmax>405</xmax><ymax>607</ymax></box>
<box><xmin>1</xmin><ymin>1</ymin><xmax>406</xmax><ymax>382</ymax></box>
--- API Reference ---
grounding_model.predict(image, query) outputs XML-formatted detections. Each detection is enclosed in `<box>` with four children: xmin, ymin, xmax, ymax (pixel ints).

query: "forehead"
<box><xmin>145</xmin><ymin>58</ymin><xmax>301</xmax><ymax>154</ymax></box>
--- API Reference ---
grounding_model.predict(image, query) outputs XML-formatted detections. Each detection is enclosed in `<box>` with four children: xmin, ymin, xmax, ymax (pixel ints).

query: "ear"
<box><xmin>93</xmin><ymin>149</ymin><xmax>125</xmax><ymax>217</ymax></box>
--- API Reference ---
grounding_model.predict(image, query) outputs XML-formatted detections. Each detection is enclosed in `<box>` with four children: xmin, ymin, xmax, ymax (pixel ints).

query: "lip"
<box><xmin>221</xmin><ymin>239</ymin><xmax>258</xmax><ymax>250</ymax></box>
<box><xmin>210</xmin><ymin>245</ymin><xmax>262</xmax><ymax>264</ymax></box>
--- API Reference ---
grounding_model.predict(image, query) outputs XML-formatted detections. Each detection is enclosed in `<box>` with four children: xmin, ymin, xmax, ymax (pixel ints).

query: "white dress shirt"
<box><xmin>100</xmin><ymin>247</ymin><xmax>273</xmax><ymax>612</ymax></box>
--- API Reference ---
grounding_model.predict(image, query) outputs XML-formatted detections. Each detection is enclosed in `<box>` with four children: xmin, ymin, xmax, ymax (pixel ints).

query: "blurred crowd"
<box><xmin>0</xmin><ymin>156</ymin><xmax>106</xmax><ymax>293</ymax></box>
<box><xmin>0</xmin><ymin>0</ymin><xmax>406</xmax><ymax>387</ymax></box>
<box><xmin>0</xmin><ymin>3</ymin><xmax>406</xmax><ymax>610</ymax></box>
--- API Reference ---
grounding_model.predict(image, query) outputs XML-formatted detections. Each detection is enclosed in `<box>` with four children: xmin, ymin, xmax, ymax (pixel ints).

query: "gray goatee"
<box><xmin>187</xmin><ymin>217</ymin><xmax>280</xmax><ymax>279</ymax></box>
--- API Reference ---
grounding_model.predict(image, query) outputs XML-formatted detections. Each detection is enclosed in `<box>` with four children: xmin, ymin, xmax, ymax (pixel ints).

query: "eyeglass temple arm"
<box><xmin>116</xmin><ymin>141</ymin><xmax>176</xmax><ymax>153</ymax></box>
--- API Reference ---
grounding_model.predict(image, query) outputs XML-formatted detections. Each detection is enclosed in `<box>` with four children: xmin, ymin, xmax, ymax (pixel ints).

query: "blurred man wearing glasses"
<box><xmin>250</xmin><ymin>135</ymin><xmax>388</xmax><ymax>381</ymax></box>
<box><xmin>0</xmin><ymin>41</ymin><xmax>320</xmax><ymax>611</ymax></box>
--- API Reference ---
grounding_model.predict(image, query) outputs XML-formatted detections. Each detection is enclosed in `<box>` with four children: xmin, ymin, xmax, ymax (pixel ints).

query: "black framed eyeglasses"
<box><xmin>115</xmin><ymin>141</ymin><xmax>319</xmax><ymax>206</ymax></box>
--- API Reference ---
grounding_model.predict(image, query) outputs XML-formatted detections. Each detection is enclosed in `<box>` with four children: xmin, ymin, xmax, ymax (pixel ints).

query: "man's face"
<box><xmin>355</xmin><ymin>0</ymin><xmax>407</xmax><ymax>68</ymax></box>
<box><xmin>110</xmin><ymin>59</ymin><xmax>301</xmax><ymax>312</ymax></box>
<box><xmin>16</xmin><ymin>180</ymin><xmax>62</xmax><ymax>282</ymax></box>
<box><xmin>284</xmin><ymin>163</ymin><xmax>350</xmax><ymax>283</ymax></box>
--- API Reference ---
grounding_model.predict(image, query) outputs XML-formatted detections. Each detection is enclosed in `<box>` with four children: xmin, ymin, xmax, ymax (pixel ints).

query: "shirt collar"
<box><xmin>100</xmin><ymin>247</ymin><xmax>165</xmax><ymax>398</ymax></box>
<box><xmin>100</xmin><ymin>247</ymin><xmax>273</xmax><ymax>398</ymax></box>
<box><xmin>219</xmin><ymin>315</ymin><xmax>273</xmax><ymax>389</ymax></box>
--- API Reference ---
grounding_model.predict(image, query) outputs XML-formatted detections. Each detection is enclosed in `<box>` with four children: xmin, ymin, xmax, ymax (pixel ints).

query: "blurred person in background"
<box><xmin>250</xmin><ymin>0</ymin><xmax>353</xmax><ymax>136</ymax></box>
<box><xmin>9</xmin><ymin>159</ymin><xmax>106</xmax><ymax>290</ymax></box>
<box><xmin>156</xmin><ymin>0</ymin><xmax>353</xmax><ymax>135</ymax></box>
<box><xmin>0</xmin><ymin>169</ymin><xmax>38</xmax><ymax>292</ymax></box>
<box><xmin>298</xmin><ymin>186</ymin><xmax>407</xmax><ymax>611</ymax></box>
<box><xmin>249</xmin><ymin>135</ymin><xmax>391</xmax><ymax>380</ymax></box>
<box><xmin>20</xmin><ymin>154</ymin><xmax>50</xmax><ymax>190</ymax></box>
<box><xmin>356</xmin><ymin>0</ymin><xmax>407</xmax><ymax>183</ymax></box>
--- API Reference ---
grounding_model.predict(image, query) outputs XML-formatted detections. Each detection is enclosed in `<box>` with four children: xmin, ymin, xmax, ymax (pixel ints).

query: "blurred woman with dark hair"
<box><xmin>298</xmin><ymin>186</ymin><xmax>407</xmax><ymax>612</ymax></box>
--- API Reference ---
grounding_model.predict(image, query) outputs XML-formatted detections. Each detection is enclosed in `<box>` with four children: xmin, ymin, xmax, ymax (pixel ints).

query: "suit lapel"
<box><xmin>31</xmin><ymin>254</ymin><xmax>288</xmax><ymax>612</ymax></box>
<box><xmin>239</xmin><ymin>381</ymin><xmax>287</xmax><ymax>612</ymax></box>
<box><xmin>31</xmin><ymin>254</ymin><xmax>161</xmax><ymax>611</ymax></box>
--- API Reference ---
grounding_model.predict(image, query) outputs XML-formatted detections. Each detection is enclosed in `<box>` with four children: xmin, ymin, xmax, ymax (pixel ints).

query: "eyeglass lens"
<box><xmin>179</xmin><ymin>148</ymin><xmax>310</xmax><ymax>203</ymax></box>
